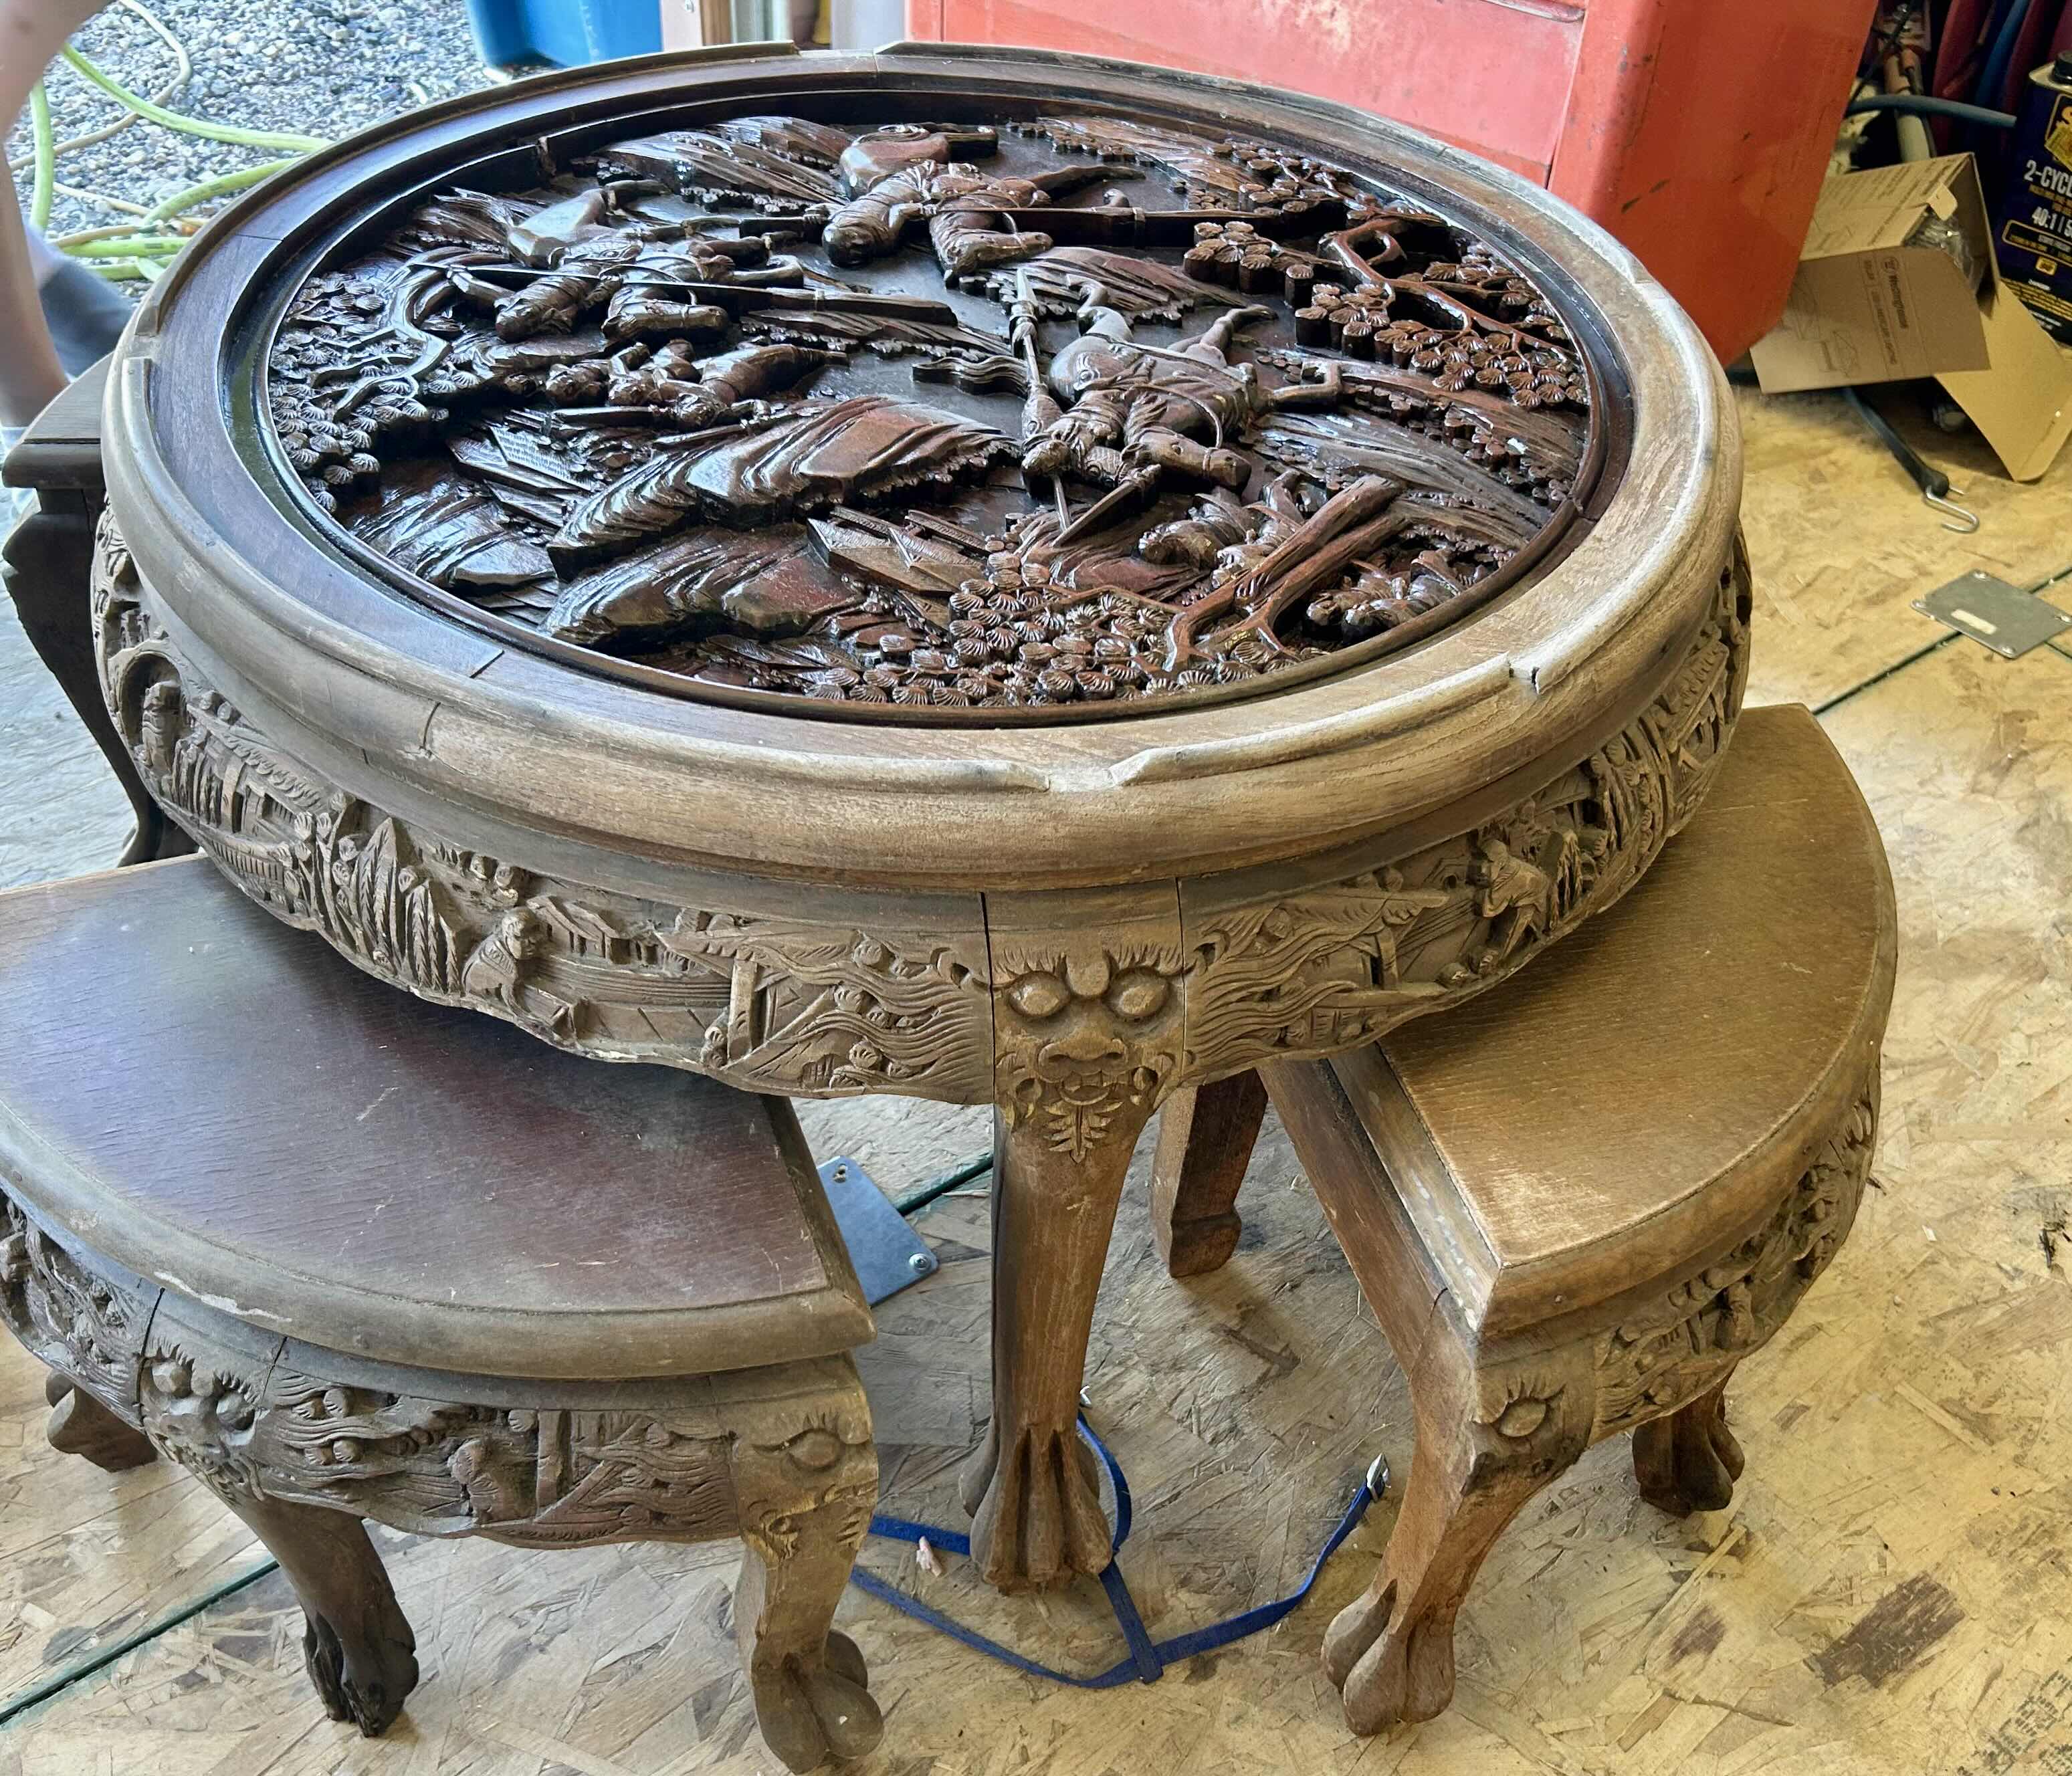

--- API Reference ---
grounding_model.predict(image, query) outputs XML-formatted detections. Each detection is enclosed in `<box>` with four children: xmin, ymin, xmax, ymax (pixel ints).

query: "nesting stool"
<box><xmin>0</xmin><ymin>857</ymin><xmax>884</xmax><ymax>1769</ymax></box>
<box><xmin>1152</xmin><ymin>705</ymin><xmax>1896</xmax><ymax>1733</ymax></box>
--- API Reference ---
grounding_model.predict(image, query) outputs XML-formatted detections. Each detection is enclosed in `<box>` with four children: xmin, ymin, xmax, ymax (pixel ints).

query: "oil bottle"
<box><xmin>1997</xmin><ymin>51</ymin><xmax>2072</xmax><ymax>342</ymax></box>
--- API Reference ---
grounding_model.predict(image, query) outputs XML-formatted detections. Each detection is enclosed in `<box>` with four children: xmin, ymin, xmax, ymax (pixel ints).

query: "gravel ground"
<box><xmin>9</xmin><ymin>0</ymin><xmax>490</xmax><ymax>247</ymax></box>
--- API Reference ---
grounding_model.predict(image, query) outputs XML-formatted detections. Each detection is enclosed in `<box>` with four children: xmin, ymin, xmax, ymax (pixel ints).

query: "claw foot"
<box><xmin>1323</xmin><ymin>1581</ymin><xmax>1459</xmax><ymax>1732</ymax></box>
<box><xmin>960</xmin><ymin>1420</ymin><xmax>1110</xmax><ymax>1591</ymax></box>
<box><xmin>302</xmin><ymin>1601</ymin><xmax>417</xmax><ymax>1737</ymax></box>
<box><xmin>751</xmin><ymin>1635</ymin><xmax>884</xmax><ymax>1771</ymax></box>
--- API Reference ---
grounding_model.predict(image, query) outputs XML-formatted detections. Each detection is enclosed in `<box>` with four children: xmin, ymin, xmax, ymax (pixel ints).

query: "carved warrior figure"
<box><xmin>449</xmin><ymin>230</ymin><xmax>779</xmax><ymax>344</ymax></box>
<box><xmin>1031</xmin><ymin>298</ymin><xmax>1340</xmax><ymax>485</ymax></box>
<box><xmin>823</xmin><ymin>159</ymin><xmax>1115</xmax><ymax>280</ymax></box>
<box><xmin>1467</xmin><ymin>824</ymin><xmax>1556</xmax><ymax>964</ymax></box>
<box><xmin>546</xmin><ymin>339</ymin><xmax>841</xmax><ymax>430</ymax></box>
<box><xmin>820</xmin><ymin>122</ymin><xmax>1122</xmax><ymax>281</ymax></box>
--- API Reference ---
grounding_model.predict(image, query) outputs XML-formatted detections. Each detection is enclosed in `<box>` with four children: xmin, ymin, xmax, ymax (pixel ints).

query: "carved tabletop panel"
<box><xmin>266</xmin><ymin>110</ymin><xmax>1593</xmax><ymax>721</ymax></box>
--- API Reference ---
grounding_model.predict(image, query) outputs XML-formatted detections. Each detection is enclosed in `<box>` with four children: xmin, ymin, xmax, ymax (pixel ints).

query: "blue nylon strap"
<box><xmin>1098</xmin><ymin>1561</ymin><xmax>1164</xmax><ymax>1683</ymax></box>
<box><xmin>865</xmin><ymin>1513</ymin><xmax>972</xmax><ymax>1558</ymax></box>
<box><xmin>853</xmin><ymin>1419</ymin><xmax>1378</xmax><ymax>1689</ymax></box>
<box><xmin>1104</xmin><ymin>1428</ymin><xmax>1135</xmax><ymax>1551</ymax></box>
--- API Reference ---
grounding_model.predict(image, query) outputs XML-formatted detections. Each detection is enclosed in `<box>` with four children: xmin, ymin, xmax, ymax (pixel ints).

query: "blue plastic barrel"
<box><xmin>464</xmin><ymin>0</ymin><xmax>663</xmax><ymax>68</ymax></box>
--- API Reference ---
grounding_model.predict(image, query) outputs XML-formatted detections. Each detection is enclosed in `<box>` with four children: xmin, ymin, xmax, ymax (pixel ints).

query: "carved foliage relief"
<box><xmin>266</xmin><ymin>111</ymin><xmax>1593</xmax><ymax>715</ymax></box>
<box><xmin>95</xmin><ymin>516</ymin><xmax>1747</xmax><ymax>1108</ymax></box>
<box><xmin>1427</xmin><ymin>1059</ymin><xmax>1873</xmax><ymax>1478</ymax></box>
<box><xmin>132</xmin><ymin>1313</ymin><xmax>874</xmax><ymax>1554</ymax></box>
<box><xmin>0</xmin><ymin>1192</ymin><xmax>153</xmax><ymax>1425</ymax></box>
<box><xmin>1</xmin><ymin>1177</ymin><xmax>875</xmax><ymax>1556</ymax></box>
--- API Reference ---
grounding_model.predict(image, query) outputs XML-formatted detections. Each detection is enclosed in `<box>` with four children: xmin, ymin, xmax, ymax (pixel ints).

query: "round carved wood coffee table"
<box><xmin>90</xmin><ymin>43</ymin><xmax>1746</xmax><ymax>1591</ymax></box>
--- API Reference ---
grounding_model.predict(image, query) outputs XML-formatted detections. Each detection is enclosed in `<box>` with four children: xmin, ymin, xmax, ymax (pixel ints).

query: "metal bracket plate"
<box><xmin>1914</xmin><ymin>572</ymin><xmax>2072</xmax><ymax>659</ymax></box>
<box><xmin>820</xmin><ymin>1154</ymin><xmax>938</xmax><ymax>1305</ymax></box>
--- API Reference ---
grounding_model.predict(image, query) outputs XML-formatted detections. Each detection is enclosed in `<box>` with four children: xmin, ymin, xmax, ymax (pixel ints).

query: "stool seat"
<box><xmin>0</xmin><ymin>857</ymin><xmax>870</xmax><ymax>1377</ymax></box>
<box><xmin>1152</xmin><ymin>703</ymin><xmax>1896</xmax><ymax>1737</ymax></box>
<box><xmin>1326</xmin><ymin>703</ymin><xmax>1895</xmax><ymax>1338</ymax></box>
<box><xmin>0</xmin><ymin>853</ymin><xmax>886</xmax><ymax>1767</ymax></box>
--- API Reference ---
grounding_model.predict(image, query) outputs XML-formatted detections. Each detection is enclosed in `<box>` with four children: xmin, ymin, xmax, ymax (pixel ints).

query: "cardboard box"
<box><xmin>1750</xmin><ymin>154</ymin><xmax>2072</xmax><ymax>480</ymax></box>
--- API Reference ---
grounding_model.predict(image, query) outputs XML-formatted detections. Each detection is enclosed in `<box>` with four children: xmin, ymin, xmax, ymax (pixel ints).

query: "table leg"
<box><xmin>959</xmin><ymin>1099</ymin><xmax>1151</xmax><ymax>1591</ymax></box>
<box><xmin>963</xmin><ymin>893</ymin><xmax>1186</xmax><ymax>1591</ymax></box>
<box><xmin>219</xmin><ymin>1494</ymin><xmax>419</xmax><ymax>1736</ymax></box>
<box><xmin>45</xmin><ymin>1374</ymin><xmax>156</xmax><ymax>1471</ymax></box>
<box><xmin>1633</xmin><ymin>1372</ymin><xmax>1744</xmax><ymax>1517</ymax></box>
<box><xmin>1324</xmin><ymin>1329</ymin><xmax>1592</xmax><ymax>1733</ymax></box>
<box><xmin>1151</xmin><ymin>1071</ymin><xmax>1268</xmax><ymax>1276</ymax></box>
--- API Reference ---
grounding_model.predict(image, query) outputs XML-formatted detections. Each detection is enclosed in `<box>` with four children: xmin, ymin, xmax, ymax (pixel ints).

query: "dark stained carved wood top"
<box><xmin>265</xmin><ymin>108</ymin><xmax>1596</xmax><ymax>722</ymax></box>
<box><xmin>0</xmin><ymin>855</ymin><xmax>871</xmax><ymax>1377</ymax></box>
<box><xmin>106</xmin><ymin>47</ymin><xmax>1732</xmax><ymax>894</ymax></box>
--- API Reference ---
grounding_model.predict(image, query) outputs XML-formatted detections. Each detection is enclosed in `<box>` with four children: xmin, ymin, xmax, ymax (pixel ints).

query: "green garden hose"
<box><xmin>27</xmin><ymin>83</ymin><xmax>55</xmax><ymax>232</ymax></box>
<box><xmin>56</xmin><ymin>45</ymin><xmax>326</xmax><ymax>152</ymax></box>
<box><xmin>22</xmin><ymin>9</ymin><xmax>328</xmax><ymax>281</ymax></box>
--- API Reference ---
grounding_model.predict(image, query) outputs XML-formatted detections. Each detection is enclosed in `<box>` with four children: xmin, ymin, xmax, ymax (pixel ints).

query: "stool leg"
<box><xmin>734</xmin><ymin>1500</ymin><xmax>884</xmax><ymax>1771</ymax></box>
<box><xmin>221</xmin><ymin>1496</ymin><xmax>417</xmax><ymax>1737</ymax></box>
<box><xmin>1324</xmin><ymin>1340</ymin><xmax>1590</xmax><ymax>1733</ymax></box>
<box><xmin>1633</xmin><ymin>1374</ymin><xmax>1745</xmax><ymax>1517</ymax></box>
<box><xmin>1151</xmin><ymin>1071</ymin><xmax>1269</xmax><ymax>1278</ymax></box>
<box><xmin>3</xmin><ymin>502</ymin><xmax>188</xmax><ymax>866</ymax></box>
<box><xmin>45</xmin><ymin>1375</ymin><xmax>155</xmax><ymax>1472</ymax></box>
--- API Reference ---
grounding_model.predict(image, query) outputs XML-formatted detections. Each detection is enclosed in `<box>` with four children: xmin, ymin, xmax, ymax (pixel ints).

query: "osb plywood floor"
<box><xmin>5</xmin><ymin>384</ymin><xmax>2072</xmax><ymax>1776</ymax></box>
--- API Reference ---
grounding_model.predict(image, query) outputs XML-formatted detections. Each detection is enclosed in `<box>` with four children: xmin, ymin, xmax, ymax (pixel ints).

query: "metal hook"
<box><xmin>1842</xmin><ymin>386</ymin><xmax>1982</xmax><ymax>536</ymax></box>
<box><xmin>1924</xmin><ymin>486</ymin><xmax>1980</xmax><ymax>534</ymax></box>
